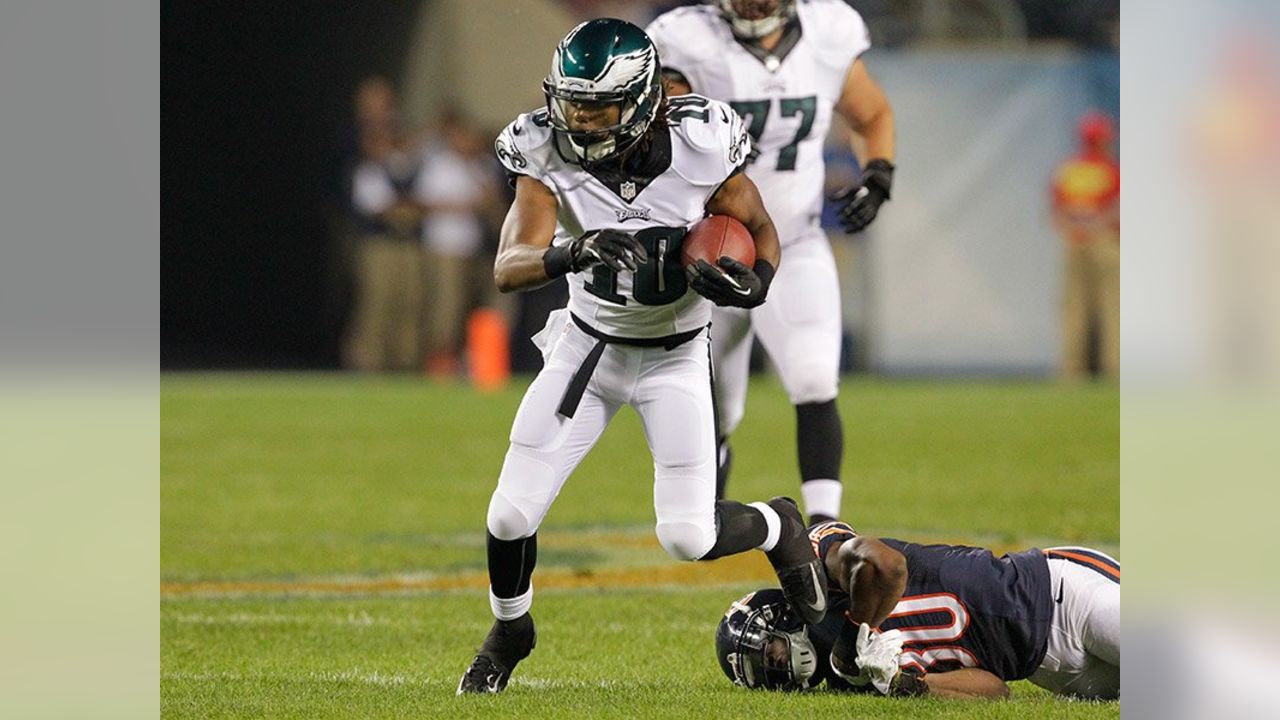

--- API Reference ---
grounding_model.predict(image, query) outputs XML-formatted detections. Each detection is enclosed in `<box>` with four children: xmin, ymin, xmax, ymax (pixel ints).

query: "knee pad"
<box><xmin>486</xmin><ymin>489</ymin><xmax>535</xmax><ymax>541</ymax></box>
<box><xmin>784</xmin><ymin>363</ymin><xmax>838</xmax><ymax>405</ymax></box>
<box><xmin>486</xmin><ymin>440</ymin><xmax>560</xmax><ymax>541</ymax></box>
<box><xmin>655</xmin><ymin>521</ymin><xmax>716</xmax><ymax>561</ymax></box>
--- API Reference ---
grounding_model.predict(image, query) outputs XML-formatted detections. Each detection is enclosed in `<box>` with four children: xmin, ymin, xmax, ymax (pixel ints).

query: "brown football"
<box><xmin>681</xmin><ymin>215</ymin><xmax>756</xmax><ymax>270</ymax></box>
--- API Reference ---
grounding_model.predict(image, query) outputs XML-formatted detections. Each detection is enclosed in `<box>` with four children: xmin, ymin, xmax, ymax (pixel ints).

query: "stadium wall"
<box><xmin>862</xmin><ymin>49</ymin><xmax>1118</xmax><ymax>376</ymax></box>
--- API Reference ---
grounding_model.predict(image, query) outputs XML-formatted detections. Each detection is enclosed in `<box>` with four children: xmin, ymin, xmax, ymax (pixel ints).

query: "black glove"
<box><xmin>544</xmin><ymin>229</ymin><xmax>648</xmax><ymax>277</ymax></box>
<box><xmin>830</xmin><ymin>159</ymin><xmax>894</xmax><ymax>234</ymax></box>
<box><xmin>685</xmin><ymin>257</ymin><xmax>774</xmax><ymax>309</ymax></box>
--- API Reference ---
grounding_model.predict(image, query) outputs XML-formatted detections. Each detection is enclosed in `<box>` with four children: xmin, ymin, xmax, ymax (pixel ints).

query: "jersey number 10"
<box><xmin>585</xmin><ymin>226</ymin><xmax>688</xmax><ymax>306</ymax></box>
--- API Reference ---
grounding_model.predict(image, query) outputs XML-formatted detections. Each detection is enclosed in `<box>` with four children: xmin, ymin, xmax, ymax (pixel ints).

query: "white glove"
<box><xmin>833</xmin><ymin>623</ymin><xmax>902</xmax><ymax>695</ymax></box>
<box><xmin>829</xmin><ymin>623</ymin><xmax>905</xmax><ymax>693</ymax></box>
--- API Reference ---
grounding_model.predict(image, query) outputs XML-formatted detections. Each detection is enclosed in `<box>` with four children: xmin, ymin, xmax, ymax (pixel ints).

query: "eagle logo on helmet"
<box><xmin>542</xmin><ymin>18</ymin><xmax>664</xmax><ymax>167</ymax></box>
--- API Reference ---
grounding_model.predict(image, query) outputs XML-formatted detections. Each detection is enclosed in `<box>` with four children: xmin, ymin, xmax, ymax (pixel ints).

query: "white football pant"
<box><xmin>712</xmin><ymin>236</ymin><xmax>842</xmax><ymax>436</ymax></box>
<box><xmin>1029</xmin><ymin>548</ymin><xmax>1121</xmax><ymax>700</ymax></box>
<box><xmin>486</xmin><ymin>309</ymin><xmax>719</xmax><ymax>562</ymax></box>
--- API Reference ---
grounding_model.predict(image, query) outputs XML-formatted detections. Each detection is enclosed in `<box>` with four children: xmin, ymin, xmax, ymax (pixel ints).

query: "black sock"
<box><xmin>487</xmin><ymin>531</ymin><xmax>537</xmax><ymax>599</ymax></box>
<box><xmin>796</xmin><ymin>399</ymin><xmax>843</xmax><ymax>481</ymax></box>
<box><xmin>700</xmin><ymin>500</ymin><xmax>768</xmax><ymax>560</ymax></box>
<box><xmin>715</xmin><ymin>436</ymin><xmax>732</xmax><ymax>500</ymax></box>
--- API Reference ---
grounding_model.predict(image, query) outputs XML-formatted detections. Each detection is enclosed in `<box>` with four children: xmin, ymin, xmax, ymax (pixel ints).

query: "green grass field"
<box><xmin>161</xmin><ymin>374</ymin><xmax>1118</xmax><ymax>719</ymax></box>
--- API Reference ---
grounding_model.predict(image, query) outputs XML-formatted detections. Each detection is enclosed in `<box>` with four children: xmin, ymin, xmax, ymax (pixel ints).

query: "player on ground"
<box><xmin>647</xmin><ymin>0</ymin><xmax>897</xmax><ymax>524</ymax></box>
<box><xmin>715</xmin><ymin>521</ymin><xmax>1120</xmax><ymax>699</ymax></box>
<box><xmin>457</xmin><ymin>18</ymin><xmax>829</xmax><ymax>695</ymax></box>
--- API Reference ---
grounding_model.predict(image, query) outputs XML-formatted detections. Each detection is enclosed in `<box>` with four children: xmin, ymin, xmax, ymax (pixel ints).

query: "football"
<box><xmin>681</xmin><ymin>214</ymin><xmax>756</xmax><ymax>269</ymax></box>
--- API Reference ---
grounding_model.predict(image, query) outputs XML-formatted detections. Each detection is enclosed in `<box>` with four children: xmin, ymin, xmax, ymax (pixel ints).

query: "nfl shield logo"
<box><xmin>620</xmin><ymin>181</ymin><xmax>637</xmax><ymax>201</ymax></box>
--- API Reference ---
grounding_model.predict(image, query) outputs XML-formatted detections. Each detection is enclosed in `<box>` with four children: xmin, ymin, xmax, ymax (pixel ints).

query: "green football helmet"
<box><xmin>542</xmin><ymin>18</ymin><xmax>663</xmax><ymax>166</ymax></box>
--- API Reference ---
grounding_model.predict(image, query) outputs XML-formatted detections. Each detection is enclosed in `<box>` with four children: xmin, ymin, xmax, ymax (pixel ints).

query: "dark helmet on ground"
<box><xmin>715</xmin><ymin>588</ymin><xmax>818</xmax><ymax>691</ymax></box>
<box><xmin>542</xmin><ymin>18</ymin><xmax>663</xmax><ymax>166</ymax></box>
<box><xmin>714</xmin><ymin>0</ymin><xmax>797</xmax><ymax>40</ymax></box>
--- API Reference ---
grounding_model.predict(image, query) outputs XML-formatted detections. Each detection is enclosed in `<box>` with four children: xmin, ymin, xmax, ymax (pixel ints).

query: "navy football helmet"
<box><xmin>715</xmin><ymin>588</ymin><xmax>818</xmax><ymax>691</ymax></box>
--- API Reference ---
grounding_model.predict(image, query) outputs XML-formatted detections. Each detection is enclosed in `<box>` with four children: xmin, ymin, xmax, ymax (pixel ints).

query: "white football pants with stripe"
<box><xmin>486</xmin><ymin>309</ymin><xmax>720</xmax><ymax>563</ymax></box>
<box><xmin>1030</xmin><ymin>548</ymin><xmax>1121</xmax><ymax>700</ymax></box>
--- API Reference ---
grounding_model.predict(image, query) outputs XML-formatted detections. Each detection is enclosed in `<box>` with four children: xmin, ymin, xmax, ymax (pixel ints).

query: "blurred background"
<box><xmin>162</xmin><ymin>0</ymin><xmax>1119</xmax><ymax>380</ymax></box>
<box><xmin>153</xmin><ymin>1</ymin><xmax>1280</xmax><ymax>715</ymax></box>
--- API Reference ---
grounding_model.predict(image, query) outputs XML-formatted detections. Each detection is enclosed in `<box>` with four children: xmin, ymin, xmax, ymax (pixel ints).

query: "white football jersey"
<box><xmin>495</xmin><ymin>95</ymin><xmax>750</xmax><ymax>339</ymax></box>
<box><xmin>647</xmin><ymin>0</ymin><xmax>869</xmax><ymax>246</ymax></box>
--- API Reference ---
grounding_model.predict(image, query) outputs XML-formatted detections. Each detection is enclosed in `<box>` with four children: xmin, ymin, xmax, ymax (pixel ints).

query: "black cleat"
<box><xmin>764</xmin><ymin>497</ymin><xmax>829</xmax><ymax>625</ymax></box>
<box><xmin>456</xmin><ymin>613</ymin><xmax>537</xmax><ymax>695</ymax></box>
<box><xmin>456</xmin><ymin>653</ymin><xmax>512</xmax><ymax>695</ymax></box>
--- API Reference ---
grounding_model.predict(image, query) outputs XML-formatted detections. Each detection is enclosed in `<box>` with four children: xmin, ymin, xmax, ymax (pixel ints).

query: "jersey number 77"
<box><xmin>729</xmin><ymin>96</ymin><xmax>817</xmax><ymax>172</ymax></box>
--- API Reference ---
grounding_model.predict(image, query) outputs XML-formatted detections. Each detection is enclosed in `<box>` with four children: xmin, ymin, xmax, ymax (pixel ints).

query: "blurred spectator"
<box><xmin>1193</xmin><ymin>36</ymin><xmax>1280</xmax><ymax>380</ymax></box>
<box><xmin>419</xmin><ymin>107</ymin><xmax>503</xmax><ymax>377</ymax></box>
<box><xmin>355</xmin><ymin>75</ymin><xmax>397</xmax><ymax>131</ymax></box>
<box><xmin>1051</xmin><ymin>111</ymin><xmax>1120</xmax><ymax>380</ymax></box>
<box><xmin>343</xmin><ymin>77</ymin><xmax>428</xmax><ymax>372</ymax></box>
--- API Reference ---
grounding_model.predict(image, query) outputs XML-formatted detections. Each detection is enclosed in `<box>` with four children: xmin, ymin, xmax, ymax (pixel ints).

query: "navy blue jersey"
<box><xmin>806</xmin><ymin>522</ymin><xmax>1054</xmax><ymax>682</ymax></box>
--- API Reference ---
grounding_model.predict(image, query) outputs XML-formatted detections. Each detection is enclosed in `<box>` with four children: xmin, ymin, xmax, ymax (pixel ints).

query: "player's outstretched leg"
<box><xmin>457</xmin><ymin>613</ymin><xmax>537</xmax><ymax>695</ymax></box>
<box><xmin>695</xmin><ymin>498</ymin><xmax>828</xmax><ymax>624</ymax></box>
<box><xmin>764</xmin><ymin>496</ymin><xmax>829</xmax><ymax>624</ymax></box>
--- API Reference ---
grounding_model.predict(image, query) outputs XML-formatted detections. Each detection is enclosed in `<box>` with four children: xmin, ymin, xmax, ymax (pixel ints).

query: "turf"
<box><xmin>161</xmin><ymin>374</ymin><xmax>1118</xmax><ymax>718</ymax></box>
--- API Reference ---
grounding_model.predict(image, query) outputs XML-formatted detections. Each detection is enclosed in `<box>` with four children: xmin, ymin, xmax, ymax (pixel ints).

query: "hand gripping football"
<box><xmin>681</xmin><ymin>215</ymin><xmax>756</xmax><ymax>270</ymax></box>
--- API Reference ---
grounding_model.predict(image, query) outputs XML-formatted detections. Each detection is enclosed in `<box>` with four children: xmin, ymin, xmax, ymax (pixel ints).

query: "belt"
<box><xmin>557</xmin><ymin>313</ymin><xmax>706</xmax><ymax>418</ymax></box>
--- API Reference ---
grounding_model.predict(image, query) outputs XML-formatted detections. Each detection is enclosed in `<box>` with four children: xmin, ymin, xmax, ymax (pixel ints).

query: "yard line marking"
<box><xmin>162</xmin><ymin>553</ymin><xmax>777</xmax><ymax>598</ymax></box>
<box><xmin>162</xmin><ymin>671</ymin><xmax>647</xmax><ymax>691</ymax></box>
<box><xmin>168</xmin><ymin>610</ymin><xmax>387</xmax><ymax>626</ymax></box>
<box><xmin>162</xmin><ymin>526</ymin><xmax>1117</xmax><ymax>599</ymax></box>
<box><xmin>163</xmin><ymin>670</ymin><xmax>420</xmax><ymax>687</ymax></box>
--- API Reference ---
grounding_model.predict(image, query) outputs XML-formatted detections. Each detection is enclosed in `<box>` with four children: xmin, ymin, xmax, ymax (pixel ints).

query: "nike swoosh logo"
<box><xmin>485</xmin><ymin>673</ymin><xmax>502</xmax><ymax>692</ymax></box>
<box><xmin>1055</xmin><ymin>579</ymin><xmax>1064</xmax><ymax>604</ymax></box>
<box><xmin>805</xmin><ymin>564</ymin><xmax>825</xmax><ymax>611</ymax></box>
<box><xmin>512</xmin><ymin>125</ymin><xmax>523</xmax><ymax>135</ymax></box>
<box><xmin>722</xmin><ymin>274</ymin><xmax>752</xmax><ymax>296</ymax></box>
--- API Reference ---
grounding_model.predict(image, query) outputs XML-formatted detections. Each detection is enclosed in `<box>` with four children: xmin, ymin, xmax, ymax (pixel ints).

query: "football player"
<box><xmin>647</xmin><ymin>0</ymin><xmax>897</xmax><ymax>524</ymax></box>
<box><xmin>458</xmin><ymin>19</ymin><xmax>830</xmax><ymax>695</ymax></box>
<box><xmin>715</xmin><ymin>521</ymin><xmax>1120</xmax><ymax>700</ymax></box>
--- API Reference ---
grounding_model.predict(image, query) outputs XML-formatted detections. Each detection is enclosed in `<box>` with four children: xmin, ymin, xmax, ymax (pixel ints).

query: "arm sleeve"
<box><xmin>495</xmin><ymin>122</ymin><xmax>531</xmax><ymax>186</ymax></box>
<box><xmin>722</xmin><ymin>103</ymin><xmax>752</xmax><ymax>178</ymax></box>
<box><xmin>672</xmin><ymin>97</ymin><xmax>754</xmax><ymax>197</ymax></box>
<box><xmin>494</xmin><ymin>112</ymin><xmax>552</xmax><ymax>187</ymax></box>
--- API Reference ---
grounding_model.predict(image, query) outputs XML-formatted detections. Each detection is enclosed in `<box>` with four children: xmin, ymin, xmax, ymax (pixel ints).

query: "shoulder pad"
<box><xmin>800</xmin><ymin>0</ymin><xmax>871</xmax><ymax>68</ymax></box>
<box><xmin>495</xmin><ymin>108</ymin><xmax>555</xmax><ymax>180</ymax></box>
<box><xmin>646</xmin><ymin>5</ymin><xmax>724</xmax><ymax>75</ymax></box>
<box><xmin>668</xmin><ymin>95</ymin><xmax>751</xmax><ymax>185</ymax></box>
